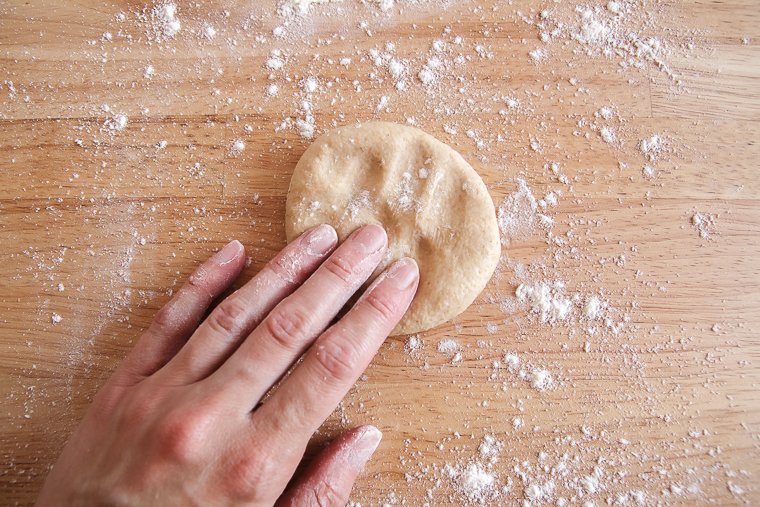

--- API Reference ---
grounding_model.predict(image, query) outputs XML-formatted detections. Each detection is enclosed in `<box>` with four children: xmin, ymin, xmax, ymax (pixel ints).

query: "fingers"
<box><xmin>209</xmin><ymin>224</ymin><xmax>388</xmax><ymax>405</ymax></box>
<box><xmin>118</xmin><ymin>240</ymin><xmax>246</xmax><ymax>381</ymax></box>
<box><xmin>255</xmin><ymin>257</ymin><xmax>418</xmax><ymax>445</ymax></box>
<box><xmin>275</xmin><ymin>426</ymin><xmax>382</xmax><ymax>507</ymax></box>
<box><xmin>160</xmin><ymin>224</ymin><xmax>339</xmax><ymax>384</ymax></box>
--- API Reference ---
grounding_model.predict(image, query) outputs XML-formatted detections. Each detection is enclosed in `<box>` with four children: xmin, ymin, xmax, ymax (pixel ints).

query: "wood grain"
<box><xmin>1</xmin><ymin>0</ymin><xmax>758</xmax><ymax>505</ymax></box>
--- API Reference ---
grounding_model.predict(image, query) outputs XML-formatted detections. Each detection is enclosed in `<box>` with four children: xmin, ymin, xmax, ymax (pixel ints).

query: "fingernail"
<box><xmin>348</xmin><ymin>425</ymin><xmax>383</xmax><ymax>468</ymax></box>
<box><xmin>215</xmin><ymin>240</ymin><xmax>243</xmax><ymax>265</ymax></box>
<box><xmin>385</xmin><ymin>258</ymin><xmax>419</xmax><ymax>290</ymax></box>
<box><xmin>352</xmin><ymin>224</ymin><xmax>387</xmax><ymax>255</ymax></box>
<box><xmin>304</xmin><ymin>224</ymin><xmax>338</xmax><ymax>256</ymax></box>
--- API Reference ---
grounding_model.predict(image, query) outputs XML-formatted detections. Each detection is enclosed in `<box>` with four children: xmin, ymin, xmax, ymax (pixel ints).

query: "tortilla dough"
<box><xmin>285</xmin><ymin>122</ymin><xmax>501</xmax><ymax>335</ymax></box>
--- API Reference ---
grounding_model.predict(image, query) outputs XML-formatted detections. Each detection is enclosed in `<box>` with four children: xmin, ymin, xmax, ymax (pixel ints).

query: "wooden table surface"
<box><xmin>1</xmin><ymin>0</ymin><xmax>758</xmax><ymax>505</ymax></box>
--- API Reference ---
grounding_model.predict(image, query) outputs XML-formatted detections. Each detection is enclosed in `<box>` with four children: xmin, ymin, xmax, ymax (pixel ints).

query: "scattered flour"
<box><xmin>529</xmin><ymin>48</ymin><xmax>547</xmax><ymax>62</ymax></box>
<box><xmin>152</xmin><ymin>2</ymin><xmax>181</xmax><ymax>39</ymax></box>
<box><xmin>266</xmin><ymin>51</ymin><xmax>285</xmax><ymax>71</ymax></box>
<box><xmin>104</xmin><ymin>113</ymin><xmax>128</xmax><ymax>132</ymax></box>
<box><xmin>504</xmin><ymin>96</ymin><xmax>520</xmax><ymax>109</ymax></box>
<box><xmin>302</xmin><ymin>76</ymin><xmax>319</xmax><ymax>94</ymax></box>
<box><xmin>600</xmin><ymin>126</ymin><xmax>616</xmax><ymax>144</ymax></box>
<box><xmin>497</xmin><ymin>179</ymin><xmax>538</xmax><ymax>240</ymax></box>
<box><xmin>201</xmin><ymin>23</ymin><xmax>217</xmax><ymax>40</ymax></box>
<box><xmin>504</xmin><ymin>353</ymin><xmax>520</xmax><ymax>371</ymax></box>
<box><xmin>584</xmin><ymin>295</ymin><xmax>603</xmax><ymax>320</ymax></box>
<box><xmin>692</xmin><ymin>212</ymin><xmax>716</xmax><ymax>239</ymax></box>
<box><xmin>437</xmin><ymin>338</ymin><xmax>460</xmax><ymax>355</ymax></box>
<box><xmin>515</xmin><ymin>282</ymin><xmax>572</xmax><ymax>323</ymax></box>
<box><xmin>296</xmin><ymin>115</ymin><xmax>315</xmax><ymax>139</ymax></box>
<box><xmin>376</xmin><ymin>95</ymin><xmax>389</xmax><ymax>112</ymax></box>
<box><xmin>286</xmin><ymin>0</ymin><xmax>341</xmax><ymax>16</ymax></box>
<box><xmin>375</xmin><ymin>0</ymin><xmax>394</xmax><ymax>12</ymax></box>
<box><xmin>230</xmin><ymin>139</ymin><xmax>245</xmax><ymax>156</ymax></box>
<box><xmin>607</xmin><ymin>1</ymin><xmax>621</xmax><ymax>14</ymax></box>
<box><xmin>404</xmin><ymin>335</ymin><xmax>422</xmax><ymax>354</ymax></box>
<box><xmin>574</xmin><ymin>7</ymin><xmax>612</xmax><ymax>44</ymax></box>
<box><xmin>596</xmin><ymin>105</ymin><xmax>615</xmax><ymax>120</ymax></box>
<box><xmin>529</xmin><ymin>368</ymin><xmax>553</xmax><ymax>391</ymax></box>
<box><xmin>418</xmin><ymin>65</ymin><xmax>437</xmax><ymax>86</ymax></box>
<box><xmin>444</xmin><ymin>462</ymin><xmax>503</xmax><ymax>504</ymax></box>
<box><xmin>639</xmin><ymin>134</ymin><xmax>663</xmax><ymax>161</ymax></box>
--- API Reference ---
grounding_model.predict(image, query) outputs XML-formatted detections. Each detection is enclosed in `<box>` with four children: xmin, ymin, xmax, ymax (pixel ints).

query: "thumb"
<box><xmin>276</xmin><ymin>425</ymin><xmax>382</xmax><ymax>507</ymax></box>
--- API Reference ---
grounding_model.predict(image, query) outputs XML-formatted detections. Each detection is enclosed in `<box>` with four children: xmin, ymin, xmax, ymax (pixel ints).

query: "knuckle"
<box><xmin>151</xmin><ymin>300</ymin><xmax>179</xmax><ymax>332</ymax></box>
<box><xmin>323</xmin><ymin>254</ymin><xmax>356</xmax><ymax>284</ymax></box>
<box><xmin>363</xmin><ymin>291</ymin><xmax>399</xmax><ymax>321</ymax></box>
<box><xmin>268</xmin><ymin>254</ymin><xmax>299</xmax><ymax>286</ymax></box>
<box><xmin>91</xmin><ymin>383</ymin><xmax>124</xmax><ymax>416</ymax></box>
<box><xmin>119</xmin><ymin>391</ymin><xmax>155</xmax><ymax>430</ymax></box>
<box><xmin>186</xmin><ymin>270</ymin><xmax>214</xmax><ymax>299</ymax></box>
<box><xmin>223</xmin><ymin>450</ymin><xmax>274</xmax><ymax>502</ymax></box>
<box><xmin>206</xmin><ymin>298</ymin><xmax>247</xmax><ymax>336</ymax></box>
<box><xmin>264</xmin><ymin>305</ymin><xmax>312</xmax><ymax>350</ymax></box>
<box><xmin>153</xmin><ymin>409</ymin><xmax>208</xmax><ymax>464</ymax></box>
<box><xmin>309</xmin><ymin>480</ymin><xmax>346</xmax><ymax>507</ymax></box>
<box><xmin>314</xmin><ymin>338</ymin><xmax>360</xmax><ymax>385</ymax></box>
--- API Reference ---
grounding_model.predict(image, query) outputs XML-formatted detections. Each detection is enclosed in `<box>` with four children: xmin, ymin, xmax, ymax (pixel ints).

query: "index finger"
<box><xmin>253</xmin><ymin>257</ymin><xmax>419</xmax><ymax>442</ymax></box>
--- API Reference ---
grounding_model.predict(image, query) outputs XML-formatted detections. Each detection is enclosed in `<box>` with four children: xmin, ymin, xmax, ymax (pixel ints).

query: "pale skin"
<box><xmin>36</xmin><ymin>224</ymin><xmax>419</xmax><ymax>506</ymax></box>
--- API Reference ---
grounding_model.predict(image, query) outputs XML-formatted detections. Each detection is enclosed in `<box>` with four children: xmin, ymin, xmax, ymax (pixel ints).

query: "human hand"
<box><xmin>36</xmin><ymin>224</ymin><xmax>418</xmax><ymax>506</ymax></box>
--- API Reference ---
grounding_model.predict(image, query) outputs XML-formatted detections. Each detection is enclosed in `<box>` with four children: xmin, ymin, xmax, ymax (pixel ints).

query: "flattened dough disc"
<box><xmin>285</xmin><ymin>121</ymin><xmax>501</xmax><ymax>335</ymax></box>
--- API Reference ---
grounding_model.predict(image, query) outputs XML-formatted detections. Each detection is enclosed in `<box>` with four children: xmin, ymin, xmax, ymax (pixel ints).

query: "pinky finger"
<box><xmin>275</xmin><ymin>426</ymin><xmax>382</xmax><ymax>507</ymax></box>
<box><xmin>119</xmin><ymin>240</ymin><xmax>246</xmax><ymax>382</ymax></box>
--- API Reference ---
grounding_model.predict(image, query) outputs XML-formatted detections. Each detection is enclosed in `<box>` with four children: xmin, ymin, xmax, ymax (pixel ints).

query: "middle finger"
<box><xmin>208</xmin><ymin>224</ymin><xmax>388</xmax><ymax>408</ymax></box>
<box><xmin>156</xmin><ymin>224</ymin><xmax>338</xmax><ymax>384</ymax></box>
